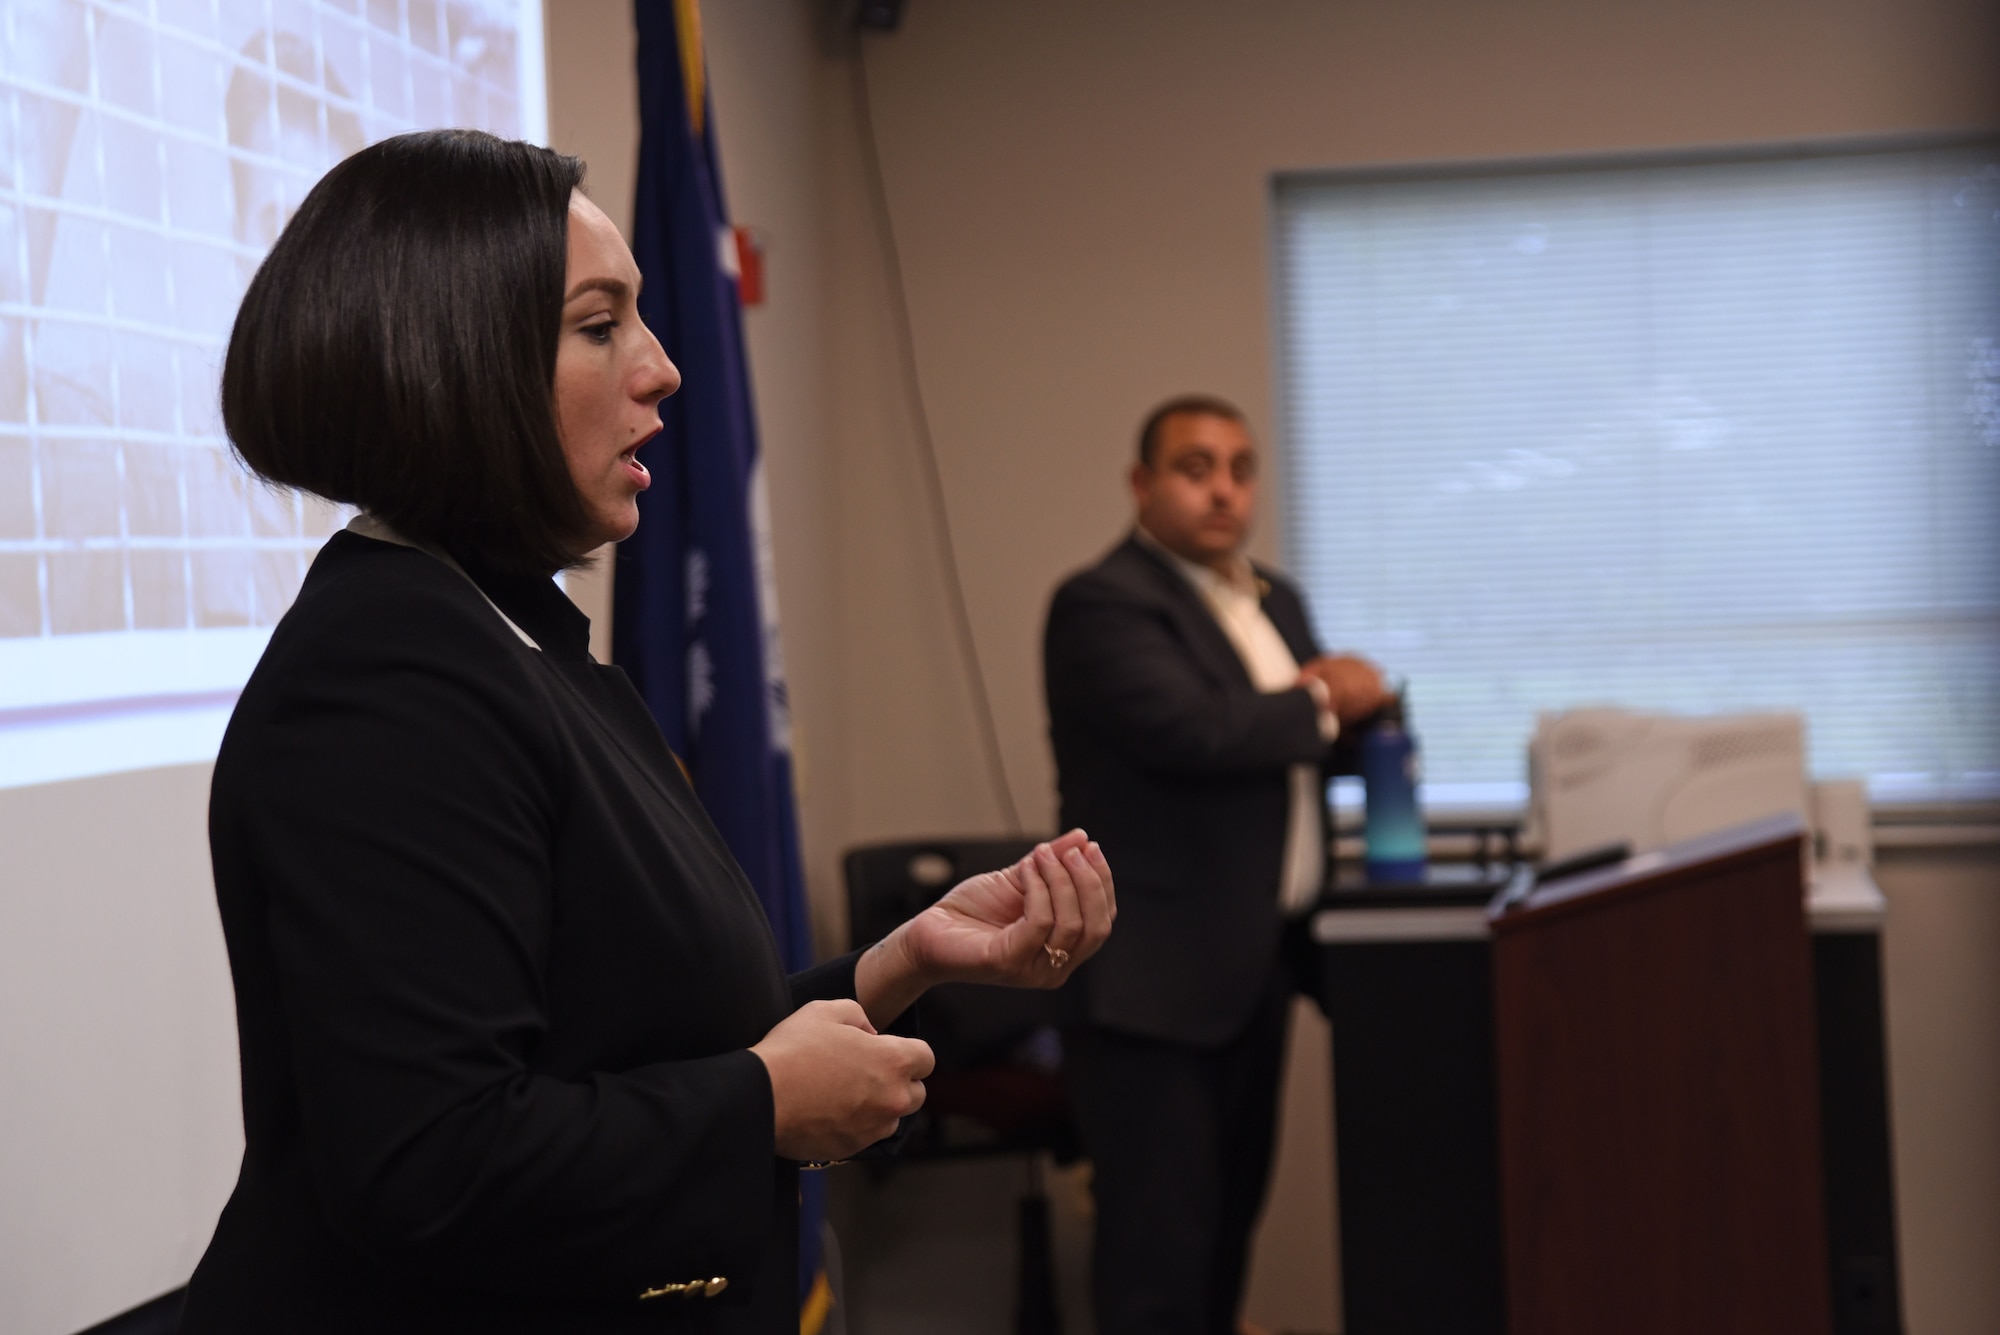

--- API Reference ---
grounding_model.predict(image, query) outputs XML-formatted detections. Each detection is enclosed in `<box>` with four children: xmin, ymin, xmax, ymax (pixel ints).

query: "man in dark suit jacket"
<box><xmin>1043</xmin><ymin>397</ymin><xmax>1386</xmax><ymax>1335</ymax></box>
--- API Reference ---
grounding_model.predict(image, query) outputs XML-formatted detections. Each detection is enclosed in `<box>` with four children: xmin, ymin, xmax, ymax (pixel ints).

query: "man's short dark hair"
<box><xmin>222</xmin><ymin>129</ymin><xmax>591</xmax><ymax>573</ymax></box>
<box><xmin>1136</xmin><ymin>395</ymin><xmax>1249</xmax><ymax>469</ymax></box>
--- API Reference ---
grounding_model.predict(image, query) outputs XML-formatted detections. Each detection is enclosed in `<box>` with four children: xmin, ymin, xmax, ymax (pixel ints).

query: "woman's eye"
<box><xmin>580</xmin><ymin>320</ymin><xmax>617</xmax><ymax>345</ymax></box>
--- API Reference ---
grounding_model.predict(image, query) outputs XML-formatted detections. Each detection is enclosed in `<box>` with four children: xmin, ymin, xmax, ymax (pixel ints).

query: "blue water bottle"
<box><xmin>1362</xmin><ymin>688</ymin><xmax>1426</xmax><ymax>884</ymax></box>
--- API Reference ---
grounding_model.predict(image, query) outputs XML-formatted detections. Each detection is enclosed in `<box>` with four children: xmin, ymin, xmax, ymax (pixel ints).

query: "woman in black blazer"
<box><xmin>179</xmin><ymin>130</ymin><xmax>1114</xmax><ymax>1334</ymax></box>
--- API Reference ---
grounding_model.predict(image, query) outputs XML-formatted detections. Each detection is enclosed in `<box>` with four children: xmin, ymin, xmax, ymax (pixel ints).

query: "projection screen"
<box><xmin>2</xmin><ymin>1</ymin><xmax>548</xmax><ymax>787</ymax></box>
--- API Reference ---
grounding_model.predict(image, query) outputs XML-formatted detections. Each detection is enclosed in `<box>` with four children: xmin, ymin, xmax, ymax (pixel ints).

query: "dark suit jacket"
<box><xmin>1043</xmin><ymin>536</ymin><xmax>1348</xmax><ymax>1047</ymax></box>
<box><xmin>182</xmin><ymin>530</ymin><xmax>843</xmax><ymax>1334</ymax></box>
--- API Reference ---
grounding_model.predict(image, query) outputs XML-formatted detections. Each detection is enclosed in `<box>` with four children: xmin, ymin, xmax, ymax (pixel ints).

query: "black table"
<box><xmin>1304</xmin><ymin>869</ymin><xmax>1903</xmax><ymax>1335</ymax></box>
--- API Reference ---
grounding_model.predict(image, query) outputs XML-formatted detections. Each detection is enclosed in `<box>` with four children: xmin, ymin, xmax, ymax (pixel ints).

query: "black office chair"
<box><xmin>843</xmin><ymin>837</ymin><xmax>1081</xmax><ymax>1335</ymax></box>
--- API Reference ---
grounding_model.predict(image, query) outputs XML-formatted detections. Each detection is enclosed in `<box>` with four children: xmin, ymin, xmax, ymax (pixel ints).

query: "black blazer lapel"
<box><xmin>1116</xmin><ymin>537</ymin><xmax>1257</xmax><ymax>690</ymax></box>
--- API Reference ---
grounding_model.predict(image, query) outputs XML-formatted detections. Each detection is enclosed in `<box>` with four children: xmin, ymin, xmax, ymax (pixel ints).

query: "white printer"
<box><xmin>1528</xmin><ymin>707</ymin><xmax>1808</xmax><ymax>864</ymax></box>
<box><xmin>1526</xmin><ymin>707</ymin><xmax>1882</xmax><ymax>928</ymax></box>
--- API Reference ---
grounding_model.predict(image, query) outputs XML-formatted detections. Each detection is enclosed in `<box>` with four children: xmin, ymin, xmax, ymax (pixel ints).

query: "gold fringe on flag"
<box><xmin>799</xmin><ymin>1269</ymin><xmax>834</xmax><ymax>1335</ymax></box>
<box><xmin>673</xmin><ymin>0</ymin><xmax>705</xmax><ymax>135</ymax></box>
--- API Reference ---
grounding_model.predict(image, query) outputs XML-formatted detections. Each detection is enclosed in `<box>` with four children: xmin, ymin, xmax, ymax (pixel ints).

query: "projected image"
<box><xmin>0</xmin><ymin>0</ymin><xmax>545</xmax><ymax>787</ymax></box>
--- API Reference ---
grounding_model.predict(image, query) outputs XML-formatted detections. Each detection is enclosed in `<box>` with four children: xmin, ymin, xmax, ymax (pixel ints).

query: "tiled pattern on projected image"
<box><xmin>0</xmin><ymin>0</ymin><xmax>527</xmax><ymax>639</ymax></box>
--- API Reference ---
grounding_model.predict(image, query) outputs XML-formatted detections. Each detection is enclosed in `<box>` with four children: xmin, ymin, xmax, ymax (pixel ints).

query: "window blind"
<box><xmin>1275</xmin><ymin>143</ymin><xmax>2000</xmax><ymax>805</ymax></box>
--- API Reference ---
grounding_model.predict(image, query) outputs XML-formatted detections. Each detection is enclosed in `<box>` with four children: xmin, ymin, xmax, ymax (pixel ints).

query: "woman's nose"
<box><xmin>637</xmin><ymin>326</ymin><xmax>681</xmax><ymax>403</ymax></box>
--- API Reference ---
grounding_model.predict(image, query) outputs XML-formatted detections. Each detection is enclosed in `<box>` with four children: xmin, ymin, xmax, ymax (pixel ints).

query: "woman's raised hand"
<box><xmin>850</xmin><ymin>830</ymin><xmax>1114</xmax><ymax>1027</ymax></box>
<box><xmin>898</xmin><ymin>830</ymin><xmax>1116</xmax><ymax>991</ymax></box>
<box><xmin>750</xmin><ymin>999</ymin><xmax>935</xmax><ymax>1162</ymax></box>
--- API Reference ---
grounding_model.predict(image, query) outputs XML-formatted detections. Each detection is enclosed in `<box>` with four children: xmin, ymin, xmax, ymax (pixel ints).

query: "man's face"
<box><xmin>1132</xmin><ymin>412</ymin><xmax>1258</xmax><ymax>567</ymax></box>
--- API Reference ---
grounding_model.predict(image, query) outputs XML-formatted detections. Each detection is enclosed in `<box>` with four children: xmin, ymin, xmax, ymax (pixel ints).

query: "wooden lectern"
<box><xmin>1490</xmin><ymin>814</ymin><xmax>1832</xmax><ymax>1335</ymax></box>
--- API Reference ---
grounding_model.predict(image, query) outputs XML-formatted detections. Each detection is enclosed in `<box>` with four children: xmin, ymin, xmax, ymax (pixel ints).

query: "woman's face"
<box><xmin>554</xmin><ymin>191</ymin><xmax>680</xmax><ymax>553</ymax></box>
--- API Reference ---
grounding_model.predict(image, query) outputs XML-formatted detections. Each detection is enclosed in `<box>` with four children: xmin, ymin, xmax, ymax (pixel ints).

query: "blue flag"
<box><xmin>616</xmin><ymin>3</ymin><xmax>828</xmax><ymax>1326</ymax></box>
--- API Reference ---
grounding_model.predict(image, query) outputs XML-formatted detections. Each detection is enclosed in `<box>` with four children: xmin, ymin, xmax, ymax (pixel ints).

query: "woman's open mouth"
<box><xmin>620</xmin><ymin>426</ymin><xmax>659</xmax><ymax>488</ymax></box>
<box><xmin>620</xmin><ymin>444</ymin><xmax>650</xmax><ymax>488</ymax></box>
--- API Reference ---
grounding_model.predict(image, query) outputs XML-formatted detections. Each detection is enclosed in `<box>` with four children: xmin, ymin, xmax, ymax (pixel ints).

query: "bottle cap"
<box><xmin>1381</xmin><ymin>683</ymin><xmax>1407</xmax><ymax>728</ymax></box>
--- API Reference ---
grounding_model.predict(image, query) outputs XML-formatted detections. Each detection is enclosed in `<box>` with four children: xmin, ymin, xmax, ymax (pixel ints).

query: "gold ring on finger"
<box><xmin>1044</xmin><ymin>945</ymin><xmax>1070</xmax><ymax>969</ymax></box>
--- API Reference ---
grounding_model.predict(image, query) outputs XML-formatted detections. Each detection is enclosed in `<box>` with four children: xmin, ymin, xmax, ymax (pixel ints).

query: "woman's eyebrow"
<box><xmin>564</xmin><ymin>276</ymin><xmax>629</xmax><ymax>303</ymax></box>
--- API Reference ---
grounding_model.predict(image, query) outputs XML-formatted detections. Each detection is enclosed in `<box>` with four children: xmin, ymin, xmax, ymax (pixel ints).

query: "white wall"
<box><xmin>0</xmin><ymin>764</ymin><xmax>240</xmax><ymax>1335</ymax></box>
<box><xmin>1876</xmin><ymin>841</ymin><xmax>2000</xmax><ymax>1334</ymax></box>
<box><xmin>848</xmin><ymin>0</ymin><xmax>2000</xmax><ymax>842</ymax></box>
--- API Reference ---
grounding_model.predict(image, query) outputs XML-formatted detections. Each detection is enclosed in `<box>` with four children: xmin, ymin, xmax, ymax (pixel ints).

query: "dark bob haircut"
<box><xmin>223</xmin><ymin>129</ymin><xmax>590</xmax><ymax>573</ymax></box>
<box><xmin>1136</xmin><ymin>394</ymin><xmax>1249</xmax><ymax>469</ymax></box>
